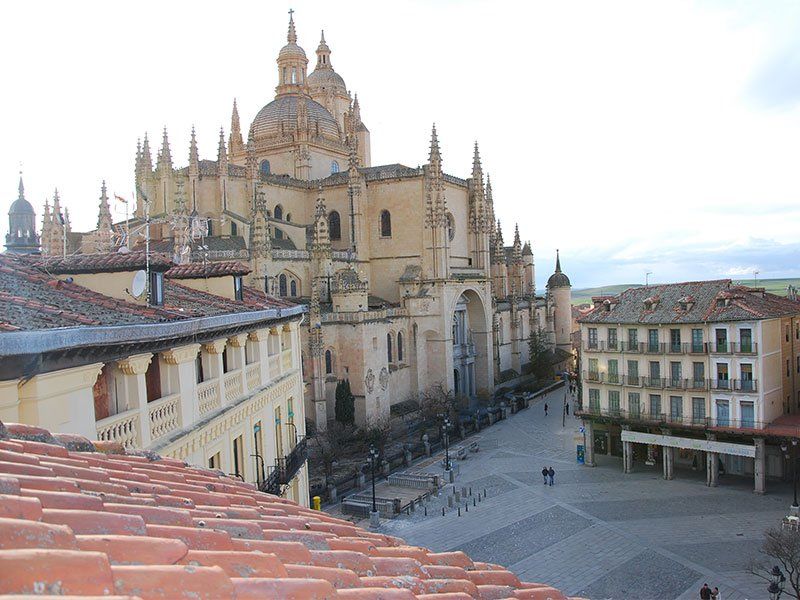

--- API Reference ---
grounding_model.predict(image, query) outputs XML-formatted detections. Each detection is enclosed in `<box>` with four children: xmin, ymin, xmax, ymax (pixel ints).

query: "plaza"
<box><xmin>377</xmin><ymin>387</ymin><xmax>790</xmax><ymax>599</ymax></box>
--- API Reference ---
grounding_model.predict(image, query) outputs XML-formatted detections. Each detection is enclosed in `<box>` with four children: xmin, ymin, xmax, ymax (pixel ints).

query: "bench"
<box><xmin>468</xmin><ymin>441</ymin><xmax>479</xmax><ymax>453</ymax></box>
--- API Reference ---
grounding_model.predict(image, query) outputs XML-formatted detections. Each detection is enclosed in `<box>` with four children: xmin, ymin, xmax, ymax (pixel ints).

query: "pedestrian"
<box><xmin>541</xmin><ymin>466</ymin><xmax>548</xmax><ymax>485</ymax></box>
<box><xmin>699</xmin><ymin>583</ymin><xmax>711</xmax><ymax>600</ymax></box>
<box><xmin>544</xmin><ymin>402</ymin><xmax>549</xmax><ymax>416</ymax></box>
<box><xmin>565</xmin><ymin>402</ymin><xmax>570</xmax><ymax>415</ymax></box>
<box><xmin>548</xmin><ymin>466</ymin><xmax>555</xmax><ymax>486</ymax></box>
<box><xmin>711</xmin><ymin>587</ymin><xmax>720</xmax><ymax>600</ymax></box>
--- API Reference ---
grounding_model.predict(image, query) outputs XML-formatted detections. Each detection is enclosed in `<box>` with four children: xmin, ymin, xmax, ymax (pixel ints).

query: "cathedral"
<box><xmin>12</xmin><ymin>11</ymin><xmax>573</xmax><ymax>428</ymax></box>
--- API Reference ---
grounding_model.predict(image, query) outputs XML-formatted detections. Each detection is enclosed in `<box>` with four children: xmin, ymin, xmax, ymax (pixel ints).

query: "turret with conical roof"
<box><xmin>522</xmin><ymin>240</ymin><xmax>535</xmax><ymax>296</ymax></box>
<box><xmin>275</xmin><ymin>9</ymin><xmax>309</xmax><ymax>98</ymax></box>
<box><xmin>5</xmin><ymin>175</ymin><xmax>40</xmax><ymax>254</ymax></box>
<box><xmin>547</xmin><ymin>250</ymin><xmax>572</xmax><ymax>351</ymax></box>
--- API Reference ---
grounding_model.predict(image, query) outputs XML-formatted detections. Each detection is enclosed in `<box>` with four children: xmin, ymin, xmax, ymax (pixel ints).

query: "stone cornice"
<box><xmin>117</xmin><ymin>353</ymin><xmax>153</xmax><ymax>376</ymax></box>
<box><xmin>162</xmin><ymin>343</ymin><xmax>201</xmax><ymax>365</ymax></box>
<box><xmin>18</xmin><ymin>362</ymin><xmax>104</xmax><ymax>399</ymax></box>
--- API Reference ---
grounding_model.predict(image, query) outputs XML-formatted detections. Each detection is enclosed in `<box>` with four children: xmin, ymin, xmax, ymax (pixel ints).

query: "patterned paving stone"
<box><xmin>664</xmin><ymin>540</ymin><xmax>762</xmax><ymax>572</ymax></box>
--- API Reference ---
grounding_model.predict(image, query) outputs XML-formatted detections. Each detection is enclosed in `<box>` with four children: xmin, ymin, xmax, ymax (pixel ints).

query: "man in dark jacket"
<box><xmin>548</xmin><ymin>466</ymin><xmax>555</xmax><ymax>486</ymax></box>
<box><xmin>541</xmin><ymin>467</ymin><xmax>548</xmax><ymax>485</ymax></box>
<box><xmin>700</xmin><ymin>583</ymin><xmax>712</xmax><ymax>599</ymax></box>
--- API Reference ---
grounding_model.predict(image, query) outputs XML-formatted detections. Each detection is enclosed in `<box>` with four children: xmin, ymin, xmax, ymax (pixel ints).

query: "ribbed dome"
<box><xmin>250</xmin><ymin>95</ymin><xmax>341</xmax><ymax>141</ymax></box>
<box><xmin>278</xmin><ymin>42</ymin><xmax>307</xmax><ymax>62</ymax></box>
<box><xmin>547</xmin><ymin>271</ymin><xmax>571</xmax><ymax>288</ymax></box>
<box><xmin>307</xmin><ymin>68</ymin><xmax>346</xmax><ymax>92</ymax></box>
<box><xmin>10</xmin><ymin>196</ymin><xmax>34</xmax><ymax>215</ymax></box>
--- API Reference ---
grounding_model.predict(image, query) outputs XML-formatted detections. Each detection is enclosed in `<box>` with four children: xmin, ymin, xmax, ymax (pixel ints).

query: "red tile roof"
<box><xmin>23</xmin><ymin>251</ymin><xmax>173</xmax><ymax>274</ymax></box>
<box><xmin>0</xmin><ymin>421</ymin><xmax>576</xmax><ymax>599</ymax></box>
<box><xmin>166</xmin><ymin>261</ymin><xmax>252</xmax><ymax>279</ymax></box>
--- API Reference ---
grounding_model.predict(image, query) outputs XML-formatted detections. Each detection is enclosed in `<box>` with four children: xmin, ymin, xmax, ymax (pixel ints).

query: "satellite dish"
<box><xmin>117</xmin><ymin>245</ymin><xmax>131</xmax><ymax>254</ymax></box>
<box><xmin>131</xmin><ymin>270</ymin><xmax>147</xmax><ymax>298</ymax></box>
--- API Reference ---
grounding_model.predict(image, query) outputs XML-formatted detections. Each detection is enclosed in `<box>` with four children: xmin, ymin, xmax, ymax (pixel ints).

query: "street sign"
<box><xmin>579</xmin><ymin>426</ymin><xmax>585</xmax><ymax>434</ymax></box>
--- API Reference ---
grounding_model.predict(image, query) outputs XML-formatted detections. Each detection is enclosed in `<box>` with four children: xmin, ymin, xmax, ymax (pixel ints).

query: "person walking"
<box><xmin>711</xmin><ymin>586</ymin><xmax>720</xmax><ymax>600</ymax></box>
<box><xmin>547</xmin><ymin>466</ymin><xmax>555</xmax><ymax>486</ymax></box>
<box><xmin>565</xmin><ymin>402</ymin><xmax>570</xmax><ymax>415</ymax></box>
<box><xmin>544</xmin><ymin>402</ymin><xmax>549</xmax><ymax>416</ymax></box>
<box><xmin>541</xmin><ymin>466</ymin><xmax>548</xmax><ymax>485</ymax></box>
<box><xmin>699</xmin><ymin>583</ymin><xmax>711</xmax><ymax>600</ymax></box>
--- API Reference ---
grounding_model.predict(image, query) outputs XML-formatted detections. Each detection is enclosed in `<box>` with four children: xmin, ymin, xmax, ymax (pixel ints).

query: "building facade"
<box><xmin>577</xmin><ymin>280</ymin><xmax>800</xmax><ymax>493</ymax></box>
<box><xmin>0</xmin><ymin>251</ymin><xmax>310</xmax><ymax>505</ymax></box>
<box><xmin>30</xmin><ymin>11</ymin><xmax>572</xmax><ymax>429</ymax></box>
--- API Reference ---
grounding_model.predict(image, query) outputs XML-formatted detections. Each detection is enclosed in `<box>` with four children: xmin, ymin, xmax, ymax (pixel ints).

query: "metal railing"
<box><xmin>259</xmin><ymin>437</ymin><xmax>308</xmax><ymax>497</ymax></box>
<box><xmin>582</xmin><ymin>374</ymin><xmax>758</xmax><ymax>393</ymax></box>
<box><xmin>576</xmin><ymin>405</ymin><xmax>766</xmax><ymax>431</ymax></box>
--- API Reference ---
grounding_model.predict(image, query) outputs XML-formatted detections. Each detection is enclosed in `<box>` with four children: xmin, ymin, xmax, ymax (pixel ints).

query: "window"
<box><xmin>588</xmin><ymin>328</ymin><xmax>598</xmax><ymax>349</ymax></box>
<box><xmin>741</xmin><ymin>364</ymin><xmax>754</xmax><ymax>391</ymax></box>
<box><xmin>208</xmin><ymin>452</ymin><xmax>221</xmax><ymax>470</ymax></box>
<box><xmin>588</xmin><ymin>389</ymin><xmax>600</xmax><ymax>412</ymax></box>
<box><xmin>285</xmin><ymin>213</ymin><xmax>291</xmax><ymax>222</ymax></box>
<box><xmin>649</xmin><ymin>394</ymin><xmax>662</xmax><ymax>417</ymax></box>
<box><xmin>716</xmin><ymin>400</ymin><xmax>730</xmax><ymax>427</ymax></box>
<box><xmin>691</xmin><ymin>329</ymin><xmax>703</xmax><ymax>353</ymax></box>
<box><xmin>380</xmin><ymin>210</ymin><xmax>392</xmax><ymax>237</ymax></box>
<box><xmin>741</xmin><ymin>401</ymin><xmax>755</xmax><ymax>428</ymax></box>
<box><xmin>290</xmin><ymin>279</ymin><xmax>297</xmax><ymax>297</ymax></box>
<box><xmin>692</xmin><ymin>362</ymin><xmax>705</xmax><ymax>387</ymax></box>
<box><xmin>628</xmin><ymin>392</ymin><xmax>641</xmax><ymax>417</ymax></box>
<box><xmin>279</xmin><ymin>274</ymin><xmax>287</xmax><ymax>297</ymax></box>
<box><xmin>669</xmin><ymin>361</ymin><xmax>682</xmax><ymax>387</ymax></box>
<box><xmin>588</xmin><ymin>358</ymin><xmax>599</xmax><ymax>380</ymax></box>
<box><xmin>145</xmin><ymin>358</ymin><xmax>161</xmax><ymax>402</ymax></box>
<box><xmin>607</xmin><ymin>328</ymin><xmax>618</xmax><ymax>350</ymax></box>
<box><xmin>207</xmin><ymin>218</ymin><xmax>213</xmax><ymax>237</ymax></box>
<box><xmin>608</xmin><ymin>359</ymin><xmax>619</xmax><ymax>384</ymax></box>
<box><xmin>715</xmin><ymin>328</ymin><xmax>728</xmax><ymax>352</ymax></box>
<box><xmin>232</xmin><ymin>435</ymin><xmax>244</xmax><ymax>478</ymax></box>
<box><xmin>627</xmin><ymin>328</ymin><xmax>638</xmax><ymax>350</ymax></box>
<box><xmin>669</xmin><ymin>329</ymin><xmax>681</xmax><ymax>353</ymax></box>
<box><xmin>716</xmin><ymin>363</ymin><xmax>729</xmax><ymax>388</ymax></box>
<box><xmin>325</xmin><ymin>350</ymin><xmax>333</xmax><ymax>374</ymax></box>
<box><xmin>274</xmin><ymin>205</ymin><xmax>283</xmax><ymax>220</ymax></box>
<box><xmin>739</xmin><ymin>328</ymin><xmax>753</xmax><ymax>353</ymax></box>
<box><xmin>253</xmin><ymin>422</ymin><xmax>264</xmax><ymax>484</ymax></box>
<box><xmin>331</xmin><ymin>160</ymin><xmax>340</xmax><ymax>174</ymax></box>
<box><xmin>397</xmin><ymin>332</ymin><xmax>404</xmax><ymax>362</ymax></box>
<box><xmin>222</xmin><ymin>348</ymin><xmax>229</xmax><ymax>374</ymax></box>
<box><xmin>648</xmin><ymin>361</ymin><xmax>660</xmax><ymax>383</ymax></box>
<box><xmin>328</xmin><ymin>211</ymin><xmax>341</xmax><ymax>240</ymax></box>
<box><xmin>195</xmin><ymin>354</ymin><xmax>204</xmax><ymax>384</ymax></box>
<box><xmin>692</xmin><ymin>398</ymin><xmax>706</xmax><ymax>424</ymax></box>
<box><xmin>387</xmin><ymin>333</ymin><xmax>393</xmax><ymax>363</ymax></box>
<box><xmin>609</xmin><ymin>390</ymin><xmax>620</xmax><ymax>415</ymax></box>
<box><xmin>231</xmin><ymin>221</ymin><xmax>238</xmax><ymax>236</ymax></box>
<box><xmin>260</xmin><ymin>160</ymin><xmax>271</xmax><ymax>177</ymax></box>
<box><xmin>787</xmin><ymin>324</ymin><xmax>791</xmax><ymax>342</ymax></box>
<box><xmin>234</xmin><ymin>276</ymin><xmax>243</xmax><ymax>301</ymax></box>
<box><xmin>627</xmin><ymin>360</ymin><xmax>639</xmax><ymax>384</ymax></box>
<box><xmin>149</xmin><ymin>271</ymin><xmax>164</xmax><ymax>306</ymax></box>
<box><xmin>291</xmin><ymin>66</ymin><xmax>297</xmax><ymax>83</ymax></box>
<box><xmin>670</xmin><ymin>396</ymin><xmax>682</xmax><ymax>421</ymax></box>
<box><xmin>446</xmin><ymin>213</ymin><xmax>455</xmax><ymax>241</ymax></box>
<box><xmin>648</xmin><ymin>329</ymin><xmax>659</xmax><ymax>352</ymax></box>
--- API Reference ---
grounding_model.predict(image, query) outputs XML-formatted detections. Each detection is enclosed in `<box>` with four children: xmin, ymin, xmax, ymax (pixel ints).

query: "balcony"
<box><xmin>96</xmin><ymin>408</ymin><xmax>140</xmax><ymax>450</ymax></box>
<box><xmin>197</xmin><ymin>379</ymin><xmax>220</xmax><ymax>416</ymax></box>
<box><xmin>148</xmin><ymin>393</ymin><xmax>181</xmax><ymax>441</ymax></box>
<box><xmin>260</xmin><ymin>436</ymin><xmax>308</xmax><ymax>496</ymax></box>
<box><xmin>641</xmin><ymin>376</ymin><xmax>666</xmax><ymax>389</ymax></box>
<box><xmin>576</xmin><ymin>405</ymin><xmax>767</xmax><ymax>431</ymax></box>
<box><xmin>585</xmin><ymin>371</ymin><xmax>603</xmax><ymax>383</ymax></box>
<box><xmin>710</xmin><ymin>342</ymin><xmax>758</xmax><ymax>355</ymax></box>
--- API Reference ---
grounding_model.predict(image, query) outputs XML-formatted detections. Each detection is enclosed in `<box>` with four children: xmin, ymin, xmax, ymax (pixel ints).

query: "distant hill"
<box><xmin>572</xmin><ymin>278</ymin><xmax>800</xmax><ymax>306</ymax></box>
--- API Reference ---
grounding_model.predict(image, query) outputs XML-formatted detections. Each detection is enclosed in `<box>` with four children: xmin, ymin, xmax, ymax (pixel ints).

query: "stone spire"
<box><xmin>157</xmin><ymin>127</ymin><xmax>172</xmax><ymax>171</ymax></box>
<box><xmin>425</xmin><ymin>123</ymin><xmax>446</xmax><ymax>227</ymax></box>
<box><xmin>250</xmin><ymin>184</ymin><xmax>270</xmax><ymax>259</ymax></box>
<box><xmin>555</xmin><ymin>249</ymin><xmax>562</xmax><ymax>273</ymax></box>
<box><xmin>352</xmin><ymin>94</ymin><xmax>361</xmax><ymax>124</ymax></box>
<box><xmin>217</xmin><ymin>127</ymin><xmax>228</xmax><ymax>167</ymax></box>
<box><xmin>95</xmin><ymin>180</ymin><xmax>114</xmax><ymax>252</ymax></box>
<box><xmin>512</xmin><ymin>223</ymin><xmax>523</xmax><ymax>264</ymax></box>
<box><xmin>492</xmin><ymin>220</ymin><xmax>505</xmax><ymax>263</ymax></box>
<box><xmin>188</xmin><ymin>126</ymin><xmax>199</xmax><ymax>171</ymax></box>
<box><xmin>287</xmin><ymin>8</ymin><xmax>297</xmax><ymax>43</ymax></box>
<box><xmin>172</xmin><ymin>181</ymin><xmax>191</xmax><ymax>265</ymax></box>
<box><xmin>315</xmin><ymin>30</ymin><xmax>332</xmax><ymax>69</ymax></box>
<box><xmin>469</xmin><ymin>141</ymin><xmax>488</xmax><ymax>233</ymax></box>
<box><xmin>245</xmin><ymin>129</ymin><xmax>258</xmax><ymax>182</ymax></box>
<box><xmin>229</xmin><ymin>99</ymin><xmax>244</xmax><ymax>155</ymax></box>
<box><xmin>140</xmin><ymin>133</ymin><xmax>153</xmax><ymax>172</ymax></box>
<box><xmin>5</xmin><ymin>174</ymin><xmax>40</xmax><ymax>254</ymax></box>
<box><xmin>485</xmin><ymin>173</ymin><xmax>495</xmax><ymax>225</ymax></box>
<box><xmin>311</xmin><ymin>185</ymin><xmax>331</xmax><ymax>256</ymax></box>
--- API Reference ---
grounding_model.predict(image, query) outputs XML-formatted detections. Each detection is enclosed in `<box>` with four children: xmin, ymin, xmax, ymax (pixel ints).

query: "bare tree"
<box><xmin>312</xmin><ymin>423</ymin><xmax>349</xmax><ymax>484</ymax></box>
<box><xmin>361</xmin><ymin>415</ymin><xmax>392</xmax><ymax>458</ymax></box>
<box><xmin>419</xmin><ymin>383</ymin><xmax>459</xmax><ymax>426</ymax></box>
<box><xmin>750</xmin><ymin>527</ymin><xmax>800</xmax><ymax>598</ymax></box>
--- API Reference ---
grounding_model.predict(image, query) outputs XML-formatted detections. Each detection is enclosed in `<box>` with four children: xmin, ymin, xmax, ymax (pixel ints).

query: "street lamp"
<box><xmin>781</xmin><ymin>440</ymin><xmax>799</xmax><ymax>514</ymax></box>
<box><xmin>768</xmin><ymin>565</ymin><xmax>785</xmax><ymax>600</ymax></box>
<box><xmin>368</xmin><ymin>444</ymin><xmax>379</xmax><ymax>528</ymax></box>
<box><xmin>439</xmin><ymin>413</ymin><xmax>453</xmax><ymax>482</ymax></box>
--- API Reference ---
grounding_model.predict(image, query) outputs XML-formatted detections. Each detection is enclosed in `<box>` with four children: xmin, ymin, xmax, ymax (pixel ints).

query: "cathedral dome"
<box><xmin>547</xmin><ymin>250</ymin><xmax>571</xmax><ymax>289</ymax></box>
<box><xmin>307</xmin><ymin>68</ymin><xmax>346</xmax><ymax>93</ymax></box>
<box><xmin>250</xmin><ymin>95</ymin><xmax>341</xmax><ymax>141</ymax></box>
<box><xmin>279</xmin><ymin>41</ymin><xmax>307</xmax><ymax>62</ymax></box>
<box><xmin>9</xmin><ymin>195</ymin><xmax>34</xmax><ymax>215</ymax></box>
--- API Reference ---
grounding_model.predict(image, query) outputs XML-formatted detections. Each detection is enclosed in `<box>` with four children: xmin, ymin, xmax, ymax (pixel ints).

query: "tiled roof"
<box><xmin>0</xmin><ymin>421</ymin><xmax>574</xmax><ymax>599</ymax></box>
<box><xmin>166</xmin><ymin>261</ymin><xmax>251</xmax><ymax>279</ymax></box>
<box><xmin>23</xmin><ymin>251</ymin><xmax>173</xmax><ymax>274</ymax></box>
<box><xmin>579</xmin><ymin>279</ymin><xmax>800</xmax><ymax>324</ymax></box>
<box><xmin>0</xmin><ymin>254</ymin><xmax>295</xmax><ymax>331</ymax></box>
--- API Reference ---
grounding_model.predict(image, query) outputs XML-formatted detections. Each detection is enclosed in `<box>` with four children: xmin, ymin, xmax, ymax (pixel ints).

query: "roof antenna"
<box><xmin>645</xmin><ymin>271</ymin><xmax>652</xmax><ymax>287</ymax></box>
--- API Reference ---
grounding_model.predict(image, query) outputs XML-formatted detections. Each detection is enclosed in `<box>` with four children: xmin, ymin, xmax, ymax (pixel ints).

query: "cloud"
<box><xmin>745</xmin><ymin>43</ymin><xmax>800</xmax><ymax>110</ymax></box>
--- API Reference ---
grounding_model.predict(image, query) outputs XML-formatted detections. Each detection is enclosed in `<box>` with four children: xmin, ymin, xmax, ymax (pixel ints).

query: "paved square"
<box><xmin>375</xmin><ymin>387</ymin><xmax>792</xmax><ymax>599</ymax></box>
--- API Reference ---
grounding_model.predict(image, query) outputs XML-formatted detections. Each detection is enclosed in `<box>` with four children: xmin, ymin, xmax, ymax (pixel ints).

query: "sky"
<box><xmin>1</xmin><ymin>0</ymin><xmax>799</xmax><ymax>289</ymax></box>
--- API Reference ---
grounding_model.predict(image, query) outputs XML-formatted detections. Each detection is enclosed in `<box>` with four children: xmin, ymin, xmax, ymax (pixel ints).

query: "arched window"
<box><xmin>230</xmin><ymin>221</ymin><xmax>237</xmax><ymax>236</ymax></box>
<box><xmin>207</xmin><ymin>218</ymin><xmax>213</xmax><ymax>237</ymax></box>
<box><xmin>291</xmin><ymin>66</ymin><xmax>297</xmax><ymax>84</ymax></box>
<box><xmin>279</xmin><ymin>274</ymin><xmax>287</xmax><ymax>297</ymax></box>
<box><xmin>446</xmin><ymin>213</ymin><xmax>455</xmax><ymax>241</ymax></box>
<box><xmin>329</xmin><ymin>211</ymin><xmax>341</xmax><ymax>240</ymax></box>
<box><xmin>260</xmin><ymin>160</ymin><xmax>271</xmax><ymax>177</ymax></box>
<box><xmin>325</xmin><ymin>350</ymin><xmax>333</xmax><ymax>374</ymax></box>
<box><xmin>274</xmin><ymin>205</ymin><xmax>283</xmax><ymax>220</ymax></box>
<box><xmin>290</xmin><ymin>279</ymin><xmax>297</xmax><ymax>297</ymax></box>
<box><xmin>331</xmin><ymin>161</ymin><xmax>340</xmax><ymax>174</ymax></box>
<box><xmin>387</xmin><ymin>333</ymin><xmax>393</xmax><ymax>363</ymax></box>
<box><xmin>380</xmin><ymin>210</ymin><xmax>392</xmax><ymax>237</ymax></box>
<box><xmin>397</xmin><ymin>332</ymin><xmax>404</xmax><ymax>362</ymax></box>
<box><xmin>285</xmin><ymin>213</ymin><xmax>291</xmax><ymax>222</ymax></box>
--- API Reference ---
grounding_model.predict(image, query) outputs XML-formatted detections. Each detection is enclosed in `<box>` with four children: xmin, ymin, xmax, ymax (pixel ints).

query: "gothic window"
<box><xmin>234</xmin><ymin>276</ymin><xmax>243</xmax><ymax>301</ymax></box>
<box><xmin>260</xmin><ymin>160</ymin><xmax>271</xmax><ymax>177</ymax></box>
<box><xmin>290</xmin><ymin>279</ymin><xmax>297</xmax><ymax>297</ymax></box>
<box><xmin>279</xmin><ymin>274</ymin><xmax>288</xmax><ymax>297</ymax></box>
<box><xmin>380</xmin><ymin>210</ymin><xmax>392</xmax><ymax>237</ymax></box>
<box><xmin>206</xmin><ymin>218</ymin><xmax>213</xmax><ymax>237</ymax></box>
<box><xmin>286</xmin><ymin>213</ymin><xmax>292</xmax><ymax>222</ymax></box>
<box><xmin>274</xmin><ymin>205</ymin><xmax>283</xmax><ymax>220</ymax></box>
<box><xmin>387</xmin><ymin>333</ymin><xmax>393</xmax><ymax>363</ymax></box>
<box><xmin>397</xmin><ymin>332</ymin><xmax>404</xmax><ymax>362</ymax></box>
<box><xmin>328</xmin><ymin>211</ymin><xmax>341</xmax><ymax>240</ymax></box>
<box><xmin>331</xmin><ymin>161</ymin><xmax>340</xmax><ymax>174</ymax></box>
<box><xmin>446</xmin><ymin>212</ymin><xmax>455</xmax><ymax>241</ymax></box>
<box><xmin>291</xmin><ymin>66</ymin><xmax>297</xmax><ymax>84</ymax></box>
<box><xmin>230</xmin><ymin>221</ymin><xmax>237</xmax><ymax>236</ymax></box>
<box><xmin>325</xmin><ymin>350</ymin><xmax>333</xmax><ymax>374</ymax></box>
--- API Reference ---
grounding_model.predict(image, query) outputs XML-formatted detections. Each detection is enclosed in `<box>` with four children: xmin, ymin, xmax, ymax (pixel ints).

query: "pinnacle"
<box><xmin>18</xmin><ymin>175</ymin><xmax>24</xmax><ymax>199</ymax></box>
<box><xmin>287</xmin><ymin>8</ymin><xmax>297</xmax><ymax>43</ymax></box>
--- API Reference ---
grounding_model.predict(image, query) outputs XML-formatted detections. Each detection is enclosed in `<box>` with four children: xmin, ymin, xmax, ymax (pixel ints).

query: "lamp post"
<box><xmin>440</xmin><ymin>413</ymin><xmax>453</xmax><ymax>483</ymax></box>
<box><xmin>768</xmin><ymin>565</ymin><xmax>785</xmax><ymax>599</ymax></box>
<box><xmin>368</xmin><ymin>444</ymin><xmax>380</xmax><ymax>528</ymax></box>
<box><xmin>781</xmin><ymin>440</ymin><xmax>799</xmax><ymax>515</ymax></box>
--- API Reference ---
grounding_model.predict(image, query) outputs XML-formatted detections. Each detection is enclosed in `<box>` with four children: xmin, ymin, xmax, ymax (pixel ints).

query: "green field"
<box><xmin>572</xmin><ymin>278</ymin><xmax>800</xmax><ymax>306</ymax></box>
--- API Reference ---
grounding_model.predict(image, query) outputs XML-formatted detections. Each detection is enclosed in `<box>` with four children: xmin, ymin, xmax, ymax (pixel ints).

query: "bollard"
<box><xmin>473</xmin><ymin>497</ymin><xmax>476</xmax><ymax>507</ymax></box>
<box><xmin>458</xmin><ymin>506</ymin><xmax>461</xmax><ymax>517</ymax></box>
<box><xmin>484</xmin><ymin>488</ymin><xmax>487</xmax><ymax>497</ymax></box>
<box><xmin>442</xmin><ymin>507</ymin><xmax>445</xmax><ymax>516</ymax></box>
<box><xmin>312</xmin><ymin>496</ymin><xmax>321</xmax><ymax>511</ymax></box>
<box><xmin>469</xmin><ymin>487</ymin><xmax>472</xmax><ymax>496</ymax></box>
<box><xmin>465</xmin><ymin>502</ymin><xmax>468</xmax><ymax>512</ymax></box>
<box><xmin>424</xmin><ymin>506</ymin><xmax>427</xmax><ymax>516</ymax></box>
<box><xmin>477</xmin><ymin>493</ymin><xmax>481</xmax><ymax>503</ymax></box>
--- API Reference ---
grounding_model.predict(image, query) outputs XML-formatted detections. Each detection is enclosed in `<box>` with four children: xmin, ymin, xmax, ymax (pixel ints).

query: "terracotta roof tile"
<box><xmin>166</xmin><ymin>261</ymin><xmax>252</xmax><ymax>279</ymax></box>
<box><xmin>0</xmin><ymin>419</ymin><xmax>570</xmax><ymax>599</ymax></box>
<box><xmin>23</xmin><ymin>251</ymin><xmax>172</xmax><ymax>274</ymax></box>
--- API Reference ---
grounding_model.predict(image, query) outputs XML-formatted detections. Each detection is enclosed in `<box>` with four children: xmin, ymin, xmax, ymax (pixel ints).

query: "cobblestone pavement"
<box><xmin>374</xmin><ymin>388</ymin><xmax>790</xmax><ymax>600</ymax></box>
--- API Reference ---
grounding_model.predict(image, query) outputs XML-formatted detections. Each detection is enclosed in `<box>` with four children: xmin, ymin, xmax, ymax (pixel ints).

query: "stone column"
<box><xmin>162</xmin><ymin>343</ymin><xmax>201</xmax><ymax>429</ymax></box>
<box><xmin>754</xmin><ymin>437</ymin><xmax>766</xmax><ymax>495</ymax></box>
<box><xmin>269</xmin><ymin>326</ymin><xmax>281</xmax><ymax>376</ymax></box>
<box><xmin>663</xmin><ymin>446</ymin><xmax>674</xmax><ymax>480</ymax></box>
<box><xmin>706</xmin><ymin>433</ymin><xmax>719</xmax><ymax>487</ymax></box>
<box><xmin>584</xmin><ymin>419</ymin><xmax>596</xmax><ymax>467</ymax></box>
<box><xmin>249</xmin><ymin>328</ymin><xmax>270</xmax><ymax>387</ymax></box>
<box><xmin>116</xmin><ymin>353</ymin><xmax>154</xmax><ymax>447</ymax></box>
<box><xmin>228</xmin><ymin>334</ymin><xmax>248</xmax><ymax>393</ymax></box>
<box><xmin>203</xmin><ymin>339</ymin><xmax>226</xmax><ymax>406</ymax></box>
